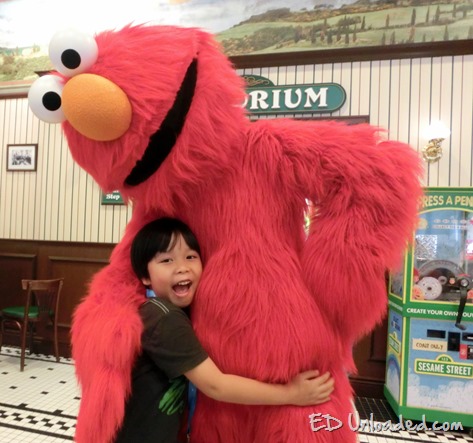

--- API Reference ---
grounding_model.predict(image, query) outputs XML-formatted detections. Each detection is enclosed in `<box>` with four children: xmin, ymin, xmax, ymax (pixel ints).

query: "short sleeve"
<box><xmin>140</xmin><ymin>302</ymin><xmax>208</xmax><ymax>380</ymax></box>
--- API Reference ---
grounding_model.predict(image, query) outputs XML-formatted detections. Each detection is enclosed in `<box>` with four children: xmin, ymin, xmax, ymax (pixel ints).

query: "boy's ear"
<box><xmin>141</xmin><ymin>277</ymin><xmax>151</xmax><ymax>286</ymax></box>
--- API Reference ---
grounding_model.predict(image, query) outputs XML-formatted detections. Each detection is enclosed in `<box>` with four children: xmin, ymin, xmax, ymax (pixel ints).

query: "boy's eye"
<box><xmin>187</xmin><ymin>254</ymin><xmax>199</xmax><ymax>260</ymax></box>
<box><xmin>157</xmin><ymin>257</ymin><xmax>172</xmax><ymax>263</ymax></box>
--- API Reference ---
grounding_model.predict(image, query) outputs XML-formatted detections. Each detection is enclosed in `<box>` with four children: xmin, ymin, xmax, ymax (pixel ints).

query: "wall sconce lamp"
<box><xmin>422</xmin><ymin>120</ymin><xmax>450</xmax><ymax>163</ymax></box>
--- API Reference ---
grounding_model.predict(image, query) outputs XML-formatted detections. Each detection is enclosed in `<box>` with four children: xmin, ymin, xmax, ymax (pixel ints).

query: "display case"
<box><xmin>385</xmin><ymin>187</ymin><xmax>473</xmax><ymax>428</ymax></box>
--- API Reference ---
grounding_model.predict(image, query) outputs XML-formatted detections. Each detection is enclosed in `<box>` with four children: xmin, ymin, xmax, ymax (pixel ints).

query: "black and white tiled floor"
<box><xmin>0</xmin><ymin>347</ymin><xmax>78</xmax><ymax>442</ymax></box>
<box><xmin>1</xmin><ymin>346</ymin><xmax>473</xmax><ymax>442</ymax></box>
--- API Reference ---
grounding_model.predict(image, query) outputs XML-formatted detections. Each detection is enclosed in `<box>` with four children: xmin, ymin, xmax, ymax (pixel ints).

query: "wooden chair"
<box><xmin>0</xmin><ymin>278</ymin><xmax>64</xmax><ymax>371</ymax></box>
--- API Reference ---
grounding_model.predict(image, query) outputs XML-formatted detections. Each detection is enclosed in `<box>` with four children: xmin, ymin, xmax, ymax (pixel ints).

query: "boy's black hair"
<box><xmin>130</xmin><ymin>217</ymin><xmax>201</xmax><ymax>281</ymax></box>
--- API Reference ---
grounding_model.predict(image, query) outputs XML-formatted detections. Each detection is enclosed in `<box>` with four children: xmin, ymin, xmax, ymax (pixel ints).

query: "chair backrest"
<box><xmin>21</xmin><ymin>279</ymin><xmax>64</xmax><ymax>321</ymax></box>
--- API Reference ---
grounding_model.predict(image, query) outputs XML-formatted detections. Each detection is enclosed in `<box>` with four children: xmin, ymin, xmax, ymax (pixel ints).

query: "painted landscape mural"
<box><xmin>217</xmin><ymin>1</ymin><xmax>473</xmax><ymax>55</ymax></box>
<box><xmin>1</xmin><ymin>0</ymin><xmax>473</xmax><ymax>87</ymax></box>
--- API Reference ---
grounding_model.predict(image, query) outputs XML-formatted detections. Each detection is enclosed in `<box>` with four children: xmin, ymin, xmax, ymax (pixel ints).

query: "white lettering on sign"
<box><xmin>406</xmin><ymin>308</ymin><xmax>427</xmax><ymax>315</ymax></box>
<box><xmin>248</xmin><ymin>90</ymin><xmax>270</xmax><ymax>110</ymax></box>
<box><xmin>245</xmin><ymin>87</ymin><xmax>333</xmax><ymax>112</ymax></box>
<box><xmin>304</xmin><ymin>87</ymin><xmax>327</xmax><ymax>108</ymax></box>
<box><xmin>272</xmin><ymin>89</ymin><xmax>281</xmax><ymax>109</ymax></box>
<box><xmin>284</xmin><ymin>88</ymin><xmax>302</xmax><ymax>109</ymax></box>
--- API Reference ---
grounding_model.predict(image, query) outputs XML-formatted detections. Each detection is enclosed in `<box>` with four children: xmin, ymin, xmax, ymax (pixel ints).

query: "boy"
<box><xmin>115</xmin><ymin>217</ymin><xmax>334</xmax><ymax>442</ymax></box>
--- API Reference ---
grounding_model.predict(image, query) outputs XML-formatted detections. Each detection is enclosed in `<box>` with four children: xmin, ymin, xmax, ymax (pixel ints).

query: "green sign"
<box><xmin>242</xmin><ymin>75</ymin><xmax>346</xmax><ymax>115</ymax></box>
<box><xmin>404</xmin><ymin>305</ymin><xmax>473</xmax><ymax>321</ymax></box>
<box><xmin>421</xmin><ymin>188</ymin><xmax>473</xmax><ymax>212</ymax></box>
<box><xmin>388</xmin><ymin>333</ymin><xmax>401</xmax><ymax>355</ymax></box>
<box><xmin>414</xmin><ymin>355</ymin><xmax>473</xmax><ymax>379</ymax></box>
<box><xmin>101</xmin><ymin>190</ymin><xmax>124</xmax><ymax>205</ymax></box>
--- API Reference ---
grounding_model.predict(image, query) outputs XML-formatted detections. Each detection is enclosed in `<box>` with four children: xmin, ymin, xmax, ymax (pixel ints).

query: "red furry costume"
<box><xmin>29</xmin><ymin>25</ymin><xmax>422</xmax><ymax>442</ymax></box>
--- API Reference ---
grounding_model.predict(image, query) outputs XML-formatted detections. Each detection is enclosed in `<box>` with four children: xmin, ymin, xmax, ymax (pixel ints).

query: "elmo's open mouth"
<box><xmin>124</xmin><ymin>59</ymin><xmax>198</xmax><ymax>187</ymax></box>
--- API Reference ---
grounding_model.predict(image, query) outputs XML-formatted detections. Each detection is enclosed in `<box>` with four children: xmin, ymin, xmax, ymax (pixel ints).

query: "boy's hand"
<box><xmin>288</xmin><ymin>370</ymin><xmax>334</xmax><ymax>406</ymax></box>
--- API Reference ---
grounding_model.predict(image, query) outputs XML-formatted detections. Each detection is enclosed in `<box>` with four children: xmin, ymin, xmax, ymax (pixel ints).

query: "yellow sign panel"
<box><xmin>412</xmin><ymin>339</ymin><xmax>447</xmax><ymax>352</ymax></box>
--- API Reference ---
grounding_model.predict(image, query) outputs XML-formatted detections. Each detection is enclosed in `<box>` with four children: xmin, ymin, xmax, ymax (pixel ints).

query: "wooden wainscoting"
<box><xmin>0</xmin><ymin>239</ymin><xmax>114</xmax><ymax>357</ymax></box>
<box><xmin>350</xmin><ymin>317</ymin><xmax>389</xmax><ymax>398</ymax></box>
<box><xmin>0</xmin><ymin>238</ymin><xmax>388</xmax><ymax>397</ymax></box>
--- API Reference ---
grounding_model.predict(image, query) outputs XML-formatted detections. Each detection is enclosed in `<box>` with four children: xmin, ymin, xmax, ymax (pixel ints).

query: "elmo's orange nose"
<box><xmin>62</xmin><ymin>73</ymin><xmax>132</xmax><ymax>141</ymax></box>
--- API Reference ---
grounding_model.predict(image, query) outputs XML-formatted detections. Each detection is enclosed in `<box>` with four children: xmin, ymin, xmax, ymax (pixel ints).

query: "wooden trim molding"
<box><xmin>0</xmin><ymin>252</ymin><xmax>37</xmax><ymax>259</ymax></box>
<box><xmin>48</xmin><ymin>256</ymin><xmax>110</xmax><ymax>264</ymax></box>
<box><xmin>231</xmin><ymin>40</ymin><xmax>473</xmax><ymax>69</ymax></box>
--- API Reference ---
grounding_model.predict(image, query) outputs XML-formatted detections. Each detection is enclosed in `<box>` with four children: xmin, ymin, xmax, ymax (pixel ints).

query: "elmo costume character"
<box><xmin>28</xmin><ymin>25</ymin><xmax>422</xmax><ymax>442</ymax></box>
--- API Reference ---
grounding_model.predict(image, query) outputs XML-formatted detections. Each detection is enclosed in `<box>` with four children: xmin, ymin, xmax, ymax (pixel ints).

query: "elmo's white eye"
<box><xmin>28</xmin><ymin>75</ymin><xmax>66</xmax><ymax>123</ymax></box>
<box><xmin>49</xmin><ymin>29</ymin><xmax>98</xmax><ymax>77</ymax></box>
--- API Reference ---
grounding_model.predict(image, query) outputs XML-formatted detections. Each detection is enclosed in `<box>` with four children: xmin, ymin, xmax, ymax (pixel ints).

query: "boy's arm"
<box><xmin>184</xmin><ymin>358</ymin><xmax>333</xmax><ymax>406</ymax></box>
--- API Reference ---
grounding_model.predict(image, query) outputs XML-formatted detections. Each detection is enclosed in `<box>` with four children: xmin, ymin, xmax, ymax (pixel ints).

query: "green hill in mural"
<box><xmin>216</xmin><ymin>1</ymin><xmax>473</xmax><ymax>56</ymax></box>
<box><xmin>0</xmin><ymin>45</ymin><xmax>51</xmax><ymax>83</ymax></box>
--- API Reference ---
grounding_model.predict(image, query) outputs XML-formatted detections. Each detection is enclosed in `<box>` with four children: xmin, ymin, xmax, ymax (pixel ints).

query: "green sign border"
<box><xmin>244</xmin><ymin>82</ymin><xmax>346</xmax><ymax>115</ymax></box>
<box><xmin>101</xmin><ymin>191</ymin><xmax>125</xmax><ymax>205</ymax></box>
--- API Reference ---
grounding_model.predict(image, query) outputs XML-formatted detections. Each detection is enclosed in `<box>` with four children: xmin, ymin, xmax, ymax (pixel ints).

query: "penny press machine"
<box><xmin>385</xmin><ymin>187</ymin><xmax>473</xmax><ymax>429</ymax></box>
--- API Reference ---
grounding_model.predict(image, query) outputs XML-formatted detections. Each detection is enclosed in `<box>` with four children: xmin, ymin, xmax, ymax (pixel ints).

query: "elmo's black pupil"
<box><xmin>43</xmin><ymin>92</ymin><xmax>61</xmax><ymax>111</ymax></box>
<box><xmin>61</xmin><ymin>49</ymin><xmax>81</xmax><ymax>69</ymax></box>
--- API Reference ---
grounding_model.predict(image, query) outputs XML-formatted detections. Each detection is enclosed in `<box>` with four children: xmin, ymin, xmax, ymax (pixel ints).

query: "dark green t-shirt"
<box><xmin>115</xmin><ymin>298</ymin><xmax>208</xmax><ymax>443</ymax></box>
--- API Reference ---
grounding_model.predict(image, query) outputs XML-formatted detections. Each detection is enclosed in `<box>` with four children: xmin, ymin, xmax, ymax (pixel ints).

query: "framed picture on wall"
<box><xmin>6</xmin><ymin>144</ymin><xmax>38</xmax><ymax>171</ymax></box>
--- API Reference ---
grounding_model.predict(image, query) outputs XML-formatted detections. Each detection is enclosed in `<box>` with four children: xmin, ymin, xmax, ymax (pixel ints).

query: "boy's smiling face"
<box><xmin>142</xmin><ymin>234</ymin><xmax>202</xmax><ymax>308</ymax></box>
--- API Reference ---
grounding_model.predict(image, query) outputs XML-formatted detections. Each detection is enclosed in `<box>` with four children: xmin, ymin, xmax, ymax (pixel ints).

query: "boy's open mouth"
<box><xmin>173</xmin><ymin>280</ymin><xmax>192</xmax><ymax>297</ymax></box>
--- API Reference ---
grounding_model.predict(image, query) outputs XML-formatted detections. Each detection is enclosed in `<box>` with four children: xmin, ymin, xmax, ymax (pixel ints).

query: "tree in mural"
<box><xmin>411</xmin><ymin>8</ymin><xmax>417</xmax><ymax>26</ymax></box>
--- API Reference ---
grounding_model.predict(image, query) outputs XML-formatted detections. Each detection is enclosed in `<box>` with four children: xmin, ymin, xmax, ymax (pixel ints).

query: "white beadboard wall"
<box><xmin>0</xmin><ymin>98</ymin><xmax>133</xmax><ymax>243</ymax></box>
<box><xmin>0</xmin><ymin>54</ymin><xmax>472</xmax><ymax>243</ymax></box>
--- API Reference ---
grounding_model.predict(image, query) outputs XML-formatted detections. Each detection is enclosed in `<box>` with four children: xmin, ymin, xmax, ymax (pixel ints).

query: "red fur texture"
<box><xmin>62</xmin><ymin>25</ymin><xmax>423</xmax><ymax>442</ymax></box>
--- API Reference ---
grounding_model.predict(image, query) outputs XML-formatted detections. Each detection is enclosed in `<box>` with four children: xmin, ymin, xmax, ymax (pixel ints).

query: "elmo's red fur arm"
<box><xmin>275</xmin><ymin>119</ymin><xmax>423</xmax><ymax>360</ymax></box>
<box><xmin>71</xmin><ymin>205</ymin><xmax>161</xmax><ymax>443</ymax></box>
<box><xmin>71</xmin><ymin>264</ymin><xmax>142</xmax><ymax>443</ymax></box>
